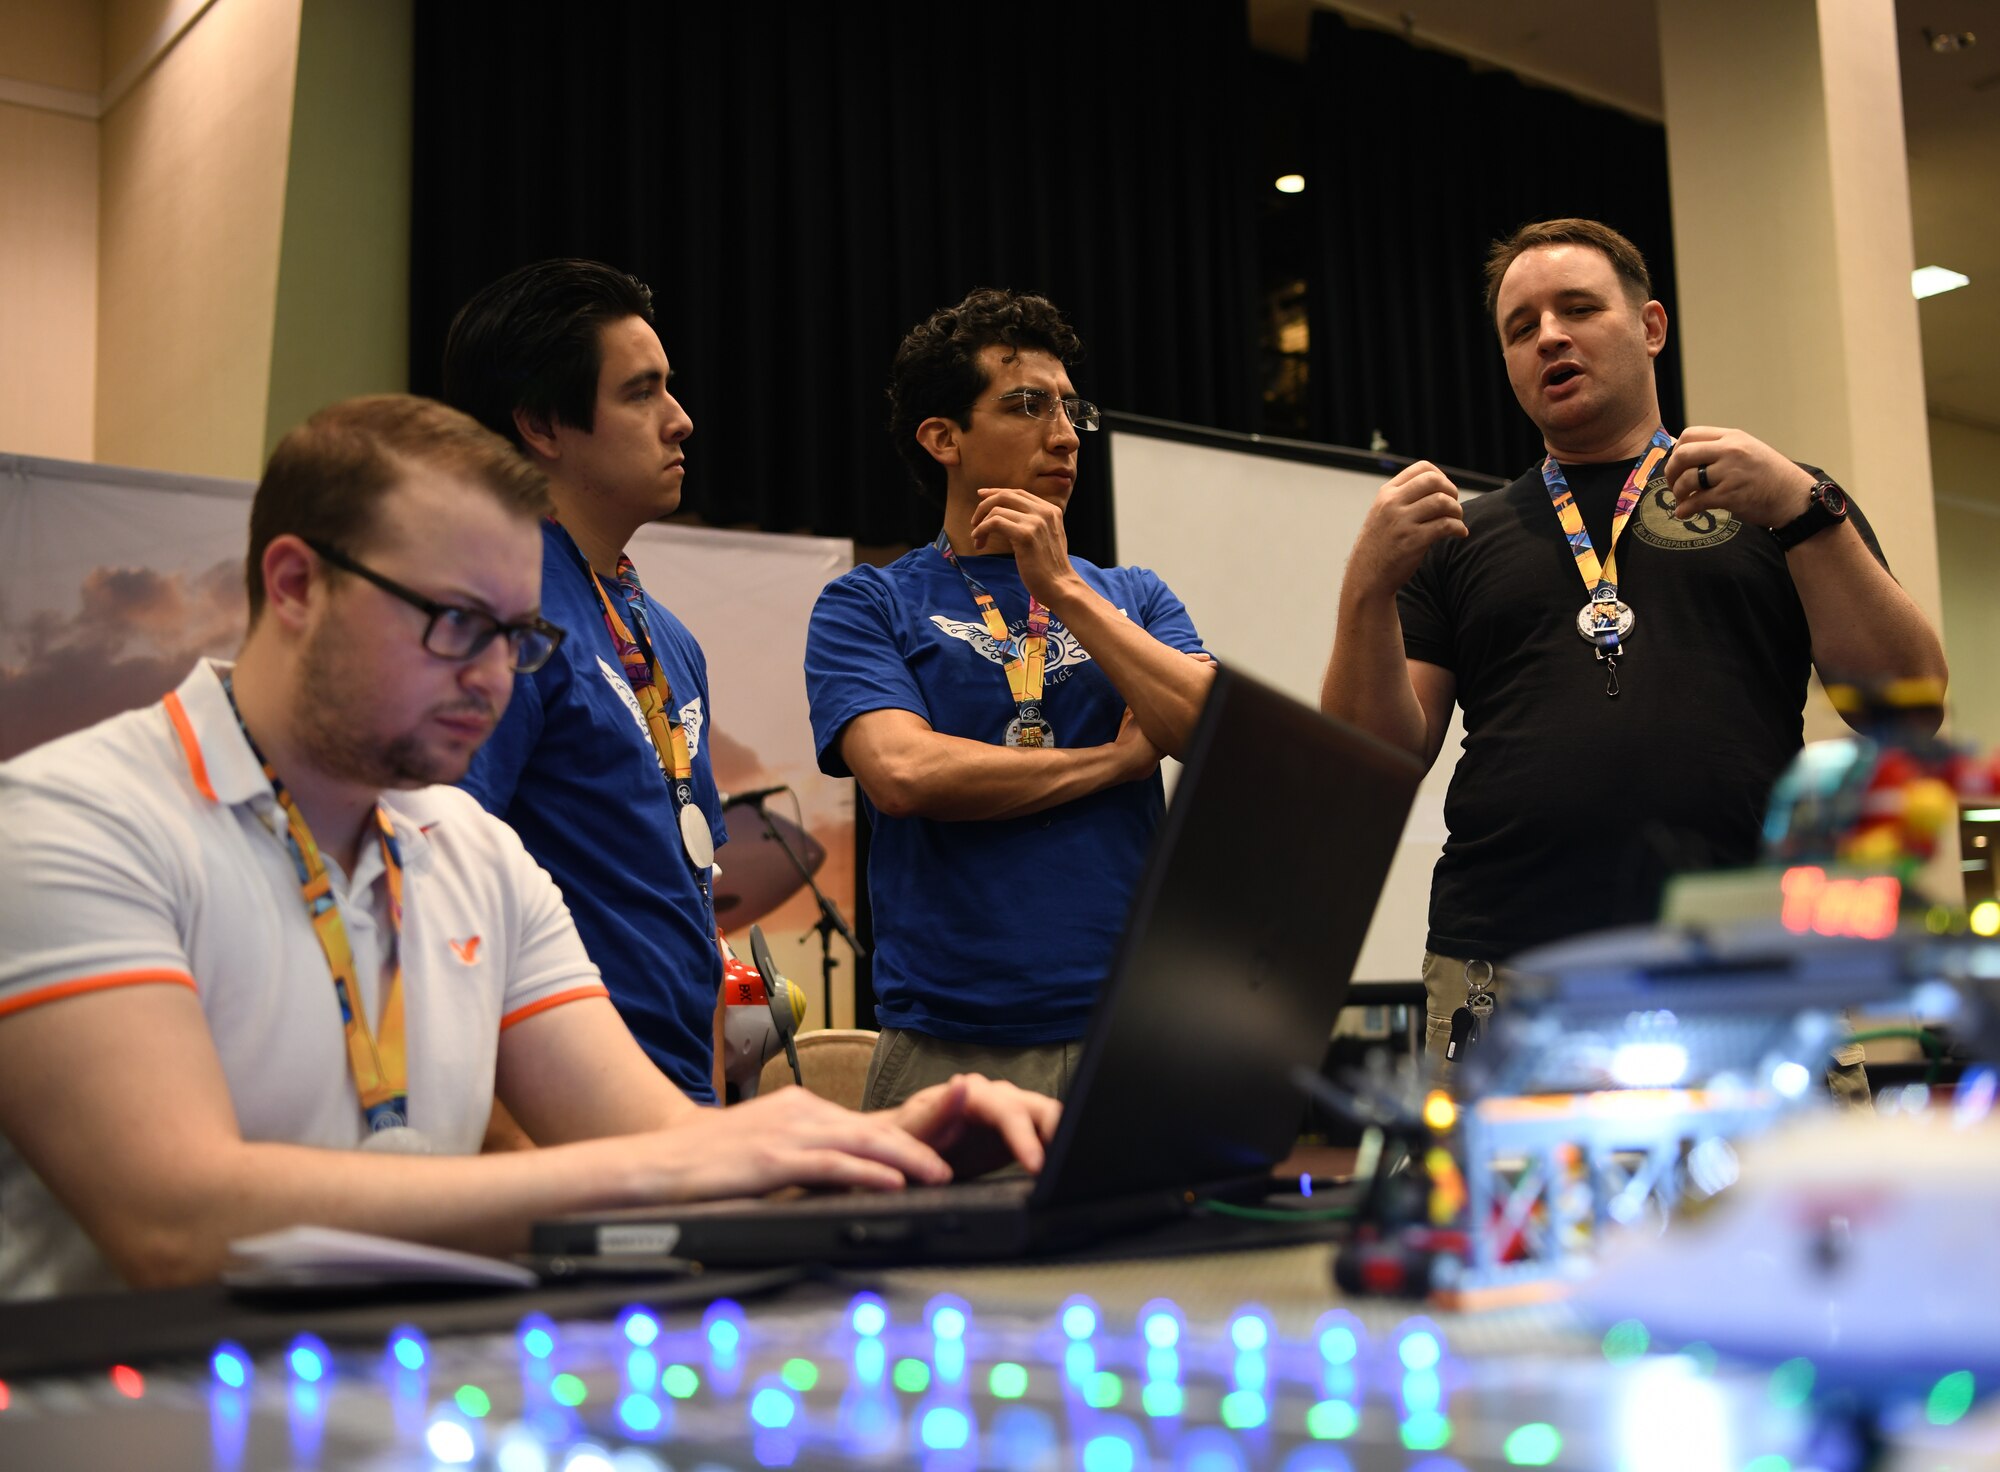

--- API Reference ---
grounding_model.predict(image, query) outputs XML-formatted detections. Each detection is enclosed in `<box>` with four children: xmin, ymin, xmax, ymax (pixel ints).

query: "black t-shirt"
<box><xmin>1398</xmin><ymin>455</ymin><xmax>1885</xmax><ymax>960</ymax></box>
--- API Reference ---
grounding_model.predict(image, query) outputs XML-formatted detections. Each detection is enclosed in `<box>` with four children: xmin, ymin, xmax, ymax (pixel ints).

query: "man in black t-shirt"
<box><xmin>1320</xmin><ymin>217</ymin><xmax>1947</xmax><ymax>1073</ymax></box>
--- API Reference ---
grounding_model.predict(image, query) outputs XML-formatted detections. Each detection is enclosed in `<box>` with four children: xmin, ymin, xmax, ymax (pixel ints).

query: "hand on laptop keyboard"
<box><xmin>637</xmin><ymin>1076</ymin><xmax>1058</xmax><ymax>1202</ymax></box>
<box><xmin>647</xmin><ymin>1088</ymin><xmax>958</xmax><ymax>1197</ymax></box>
<box><xmin>888</xmin><ymin>1074</ymin><xmax>1062</xmax><ymax>1180</ymax></box>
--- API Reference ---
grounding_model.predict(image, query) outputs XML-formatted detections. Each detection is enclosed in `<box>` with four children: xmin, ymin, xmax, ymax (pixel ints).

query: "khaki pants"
<box><xmin>862</xmin><ymin>1027</ymin><xmax>1086</xmax><ymax>1112</ymax></box>
<box><xmin>1420</xmin><ymin>948</ymin><xmax>1871</xmax><ymax>1109</ymax></box>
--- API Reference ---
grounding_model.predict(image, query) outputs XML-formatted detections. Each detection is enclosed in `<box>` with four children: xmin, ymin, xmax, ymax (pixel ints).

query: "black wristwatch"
<box><xmin>1770</xmin><ymin>478</ymin><xmax>1849</xmax><ymax>551</ymax></box>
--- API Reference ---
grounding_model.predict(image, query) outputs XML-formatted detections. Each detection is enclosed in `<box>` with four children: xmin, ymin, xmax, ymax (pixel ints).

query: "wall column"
<box><xmin>1659</xmin><ymin>0</ymin><xmax>1940</xmax><ymax>636</ymax></box>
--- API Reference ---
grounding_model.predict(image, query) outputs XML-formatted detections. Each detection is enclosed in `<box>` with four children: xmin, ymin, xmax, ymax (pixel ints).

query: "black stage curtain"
<box><xmin>1302</xmin><ymin>12</ymin><xmax>1685</xmax><ymax>479</ymax></box>
<box><xmin>409</xmin><ymin>1</ymin><xmax>1263</xmax><ymax>564</ymax></box>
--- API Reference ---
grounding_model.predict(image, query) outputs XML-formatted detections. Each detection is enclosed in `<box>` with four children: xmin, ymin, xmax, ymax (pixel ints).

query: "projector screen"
<box><xmin>1105</xmin><ymin>418</ymin><xmax>1500</xmax><ymax>982</ymax></box>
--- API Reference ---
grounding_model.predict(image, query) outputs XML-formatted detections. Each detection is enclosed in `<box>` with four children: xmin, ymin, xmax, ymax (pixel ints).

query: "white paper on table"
<box><xmin>224</xmin><ymin>1225</ymin><xmax>538</xmax><ymax>1290</ymax></box>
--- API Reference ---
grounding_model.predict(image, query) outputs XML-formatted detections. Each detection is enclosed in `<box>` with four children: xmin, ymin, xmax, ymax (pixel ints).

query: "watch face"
<box><xmin>1815</xmin><ymin>480</ymin><xmax>1848</xmax><ymax>516</ymax></box>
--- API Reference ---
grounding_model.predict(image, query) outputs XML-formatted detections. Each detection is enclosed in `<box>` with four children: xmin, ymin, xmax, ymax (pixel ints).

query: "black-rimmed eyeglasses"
<box><xmin>305</xmin><ymin>539</ymin><xmax>566</xmax><ymax>674</ymax></box>
<box><xmin>991</xmin><ymin>388</ymin><xmax>1101</xmax><ymax>431</ymax></box>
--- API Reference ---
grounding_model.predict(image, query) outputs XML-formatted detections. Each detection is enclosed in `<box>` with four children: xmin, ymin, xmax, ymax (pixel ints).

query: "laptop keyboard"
<box><xmin>768</xmin><ymin>1177</ymin><xmax>1035</xmax><ymax>1215</ymax></box>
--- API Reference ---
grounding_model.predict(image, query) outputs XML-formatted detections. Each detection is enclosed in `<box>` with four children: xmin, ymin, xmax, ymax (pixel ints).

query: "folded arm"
<box><xmin>837</xmin><ymin>706</ymin><xmax>1160</xmax><ymax>822</ymax></box>
<box><xmin>971</xmin><ymin>488</ymin><xmax>1214</xmax><ymax>756</ymax></box>
<box><xmin>1034</xmin><ymin>583</ymin><xmax>1215</xmax><ymax>757</ymax></box>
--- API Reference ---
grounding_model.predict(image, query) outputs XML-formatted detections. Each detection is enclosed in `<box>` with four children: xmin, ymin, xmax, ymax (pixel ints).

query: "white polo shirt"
<box><xmin>0</xmin><ymin>660</ymin><xmax>609</xmax><ymax>1297</ymax></box>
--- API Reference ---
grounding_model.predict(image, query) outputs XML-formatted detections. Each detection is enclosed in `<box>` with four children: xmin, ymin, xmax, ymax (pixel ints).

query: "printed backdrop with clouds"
<box><xmin>0</xmin><ymin>454</ymin><xmax>862</xmax><ymax>1029</ymax></box>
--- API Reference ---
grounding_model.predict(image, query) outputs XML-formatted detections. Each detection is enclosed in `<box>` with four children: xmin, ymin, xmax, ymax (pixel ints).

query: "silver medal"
<box><xmin>1575</xmin><ymin>597</ymin><xmax>1635</xmax><ymax>647</ymax></box>
<box><xmin>679</xmin><ymin>802</ymin><xmax>715</xmax><ymax>869</ymax></box>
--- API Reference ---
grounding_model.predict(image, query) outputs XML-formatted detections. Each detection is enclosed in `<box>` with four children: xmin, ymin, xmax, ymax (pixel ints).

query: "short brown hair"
<box><xmin>246</xmin><ymin>394</ymin><xmax>551</xmax><ymax>620</ymax></box>
<box><xmin>1483</xmin><ymin>218</ymin><xmax>1653</xmax><ymax>330</ymax></box>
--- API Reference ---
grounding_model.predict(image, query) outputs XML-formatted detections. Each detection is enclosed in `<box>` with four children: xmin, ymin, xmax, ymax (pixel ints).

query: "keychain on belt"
<box><xmin>1445</xmin><ymin>959</ymin><xmax>1496</xmax><ymax>1061</ymax></box>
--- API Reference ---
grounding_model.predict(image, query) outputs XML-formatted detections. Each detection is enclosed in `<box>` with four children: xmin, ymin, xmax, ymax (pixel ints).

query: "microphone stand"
<box><xmin>748</xmin><ymin>795</ymin><xmax>866</xmax><ymax>1027</ymax></box>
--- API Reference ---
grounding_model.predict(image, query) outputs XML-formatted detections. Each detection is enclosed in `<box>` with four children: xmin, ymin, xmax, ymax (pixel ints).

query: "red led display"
<box><xmin>1779</xmin><ymin>866</ymin><xmax>1900</xmax><ymax>940</ymax></box>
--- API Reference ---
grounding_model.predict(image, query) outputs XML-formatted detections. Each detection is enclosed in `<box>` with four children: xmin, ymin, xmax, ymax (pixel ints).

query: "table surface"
<box><xmin>5</xmin><ymin>1236</ymin><xmax>1996</xmax><ymax>1470</ymax></box>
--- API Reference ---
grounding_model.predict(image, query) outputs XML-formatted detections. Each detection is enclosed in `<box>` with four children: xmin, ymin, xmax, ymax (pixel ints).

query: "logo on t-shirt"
<box><xmin>677</xmin><ymin>697</ymin><xmax>705</xmax><ymax>758</ymax></box>
<box><xmin>595</xmin><ymin>655</ymin><xmax>706</xmax><ymax>758</ymax></box>
<box><xmin>928</xmin><ymin>611</ymin><xmax>1125</xmax><ymax>686</ymax></box>
<box><xmin>598</xmin><ymin>655</ymin><xmax>651</xmax><ymax>735</ymax></box>
<box><xmin>1633</xmin><ymin>482</ymin><xmax>1742</xmax><ymax>550</ymax></box>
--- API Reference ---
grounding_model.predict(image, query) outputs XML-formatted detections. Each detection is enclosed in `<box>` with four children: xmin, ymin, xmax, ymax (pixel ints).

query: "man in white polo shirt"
<box><xmin>0</xmin><ymin>395</ymin><xmax>1057</xmax><ymax>1299</ymax></box>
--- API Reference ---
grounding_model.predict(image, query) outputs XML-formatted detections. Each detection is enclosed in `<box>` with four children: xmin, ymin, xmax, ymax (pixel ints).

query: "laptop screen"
<box><xmin>1033</xmin><ymin>667</ymin><xmax>1424</xmax><ymax>1207</ymax></box>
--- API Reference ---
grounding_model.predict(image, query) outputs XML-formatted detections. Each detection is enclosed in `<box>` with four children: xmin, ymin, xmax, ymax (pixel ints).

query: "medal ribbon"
<box><xmin>586</xmin><ymin>558</ymin><xmax>694</xmax><ymax>787</ymax></box>
<box><xmin>1541</xmin><ymin>425</ymin><xmax>1675</xmax><ymax>652</ymax></box>
<box><xmin>222</xmin><ymin>677</ymin><xmax>409</xmax><ymax>1132</ymax></box>
<box><xmin>556</xmin><ymin>524</ymin><xmax>711</xmax><ymax>891</ymax></box>
<box><xmin>933</xmin><ymin>529</ymin><xmax>1051</xmax><ymax>732</ymax></box>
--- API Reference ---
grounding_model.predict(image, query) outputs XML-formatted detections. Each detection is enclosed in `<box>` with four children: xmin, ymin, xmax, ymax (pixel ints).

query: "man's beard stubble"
<box><xmin>293</xmin><ymin>620</ymin><xmax>488</xmax><ymax>793</ymax></box>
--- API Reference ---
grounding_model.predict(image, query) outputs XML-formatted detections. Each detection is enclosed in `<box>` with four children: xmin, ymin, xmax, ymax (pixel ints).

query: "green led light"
<box><xmin>661</xmin><ymin>1365</ymin><xmax>699</xmax><ymax>1399</ymax></box>
<box><xmin>1962</xmin><ymin>809</ymin><xmax>2000</xmax><ymax>823</ymax></box>
<box><xmin>988</xmin><ymin>1362</ymin><xmax>1028</xmax><ymax>1399</ymax></box>
<box><xmin>1601</xmin><ymin>1319</ymin><xmax>1650</xmax><ymax>1363</ymax></box>
<box><xmin>1218</xmin><ymin>1390</ymin><xmax>1266</xmax><ymax>1430</ymax></box>
<box><xmin>893</xmin><ymin>1358</ymin><xmax>931</xmax><ymax>1394</ymax></box>
<box><xmin>550</xmin><ymin>1373</ymin><xmax>587</xmax><ymax>1407</ymax></box>
<box><xmin>780</xmin><ymin>1358</ymin><xmax>819</xmax><ymax>1393</ymax></box>
<box><xmin>1742</xmin><ymin>1456</ymin><xmax>1791</xmax><ymax>1472</ymax></box>
<box><xmin>1141</xmin><ymin>1381</ymin><xmax>1183</xmax><ymax>1418</ymax></box>
<box><xmin>1084</xmin><ymin>1371</ymin><xmax>1123</xmax><ymax>1410</ymax></box>
<box><xmin>1503</xmin><ymin>1422</ymin><xmax>1562</xmax><ymax>1465</ymax></box>
<box><xmin>1400</xmin><ymin>1411</ymin><xmax>1452</xmax><ymax>1450</ymax></box>
<box><xmin>1927</xmin><ymin>1371</ymin><xmax>1976</xmax><ymax>1426</ymax></box>
<box><xmin>1768</xmin><ymin>1357</ymin><xmax>1815</xmax><ymax>1410</ymax></box>
<box><xmin>453</xmin><ymin>1385</ymin><xmax>491</xmax><ymax>1419</ymax></box>
<box><xmin>1306</xmin><ymin>1399</ymin><xmax>1358</xmax><ymax>1440</ymax></box>
<box><xmin>1680</xmin><ymin>1342</ymin><xmax>1718</xmax><ymax>1377</ymax></box>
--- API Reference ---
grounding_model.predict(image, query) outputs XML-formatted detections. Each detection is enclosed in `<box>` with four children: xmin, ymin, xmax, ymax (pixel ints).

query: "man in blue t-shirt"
<box><xmin>443</xmin><ymin>260</ymin><xmax>729</xmax><ymax>1104</ymax></box>
<box><xmin>806</xmin><ymin>289</ymin><xmax>1214</xmax><ymax>1109</ymax></box>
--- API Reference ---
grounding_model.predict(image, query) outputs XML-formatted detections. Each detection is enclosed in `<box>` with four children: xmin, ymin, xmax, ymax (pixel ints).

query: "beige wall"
<box><xmin>94</xmin><ymin>0</ymin><xmax>304</xmax><ymax>478</ymax></box>
<box><xmin>0</xmin><ymin>2</ymin><xmax>102</xmax><ymax>460</ymax></box>
<box><xmin>1932</xmin><ymin>414</ymin><xmax>2000</xmax><ymax>746</ymax></box>
<box><xmin>105</xmin><ymin>1</ymin><xmax>193</xmax><ymax>85</ymax></box>
<box><xmin>0</xmin><ymin>0</ymin><xmax>102</xmax><ymax>89</ymax></box>
<box><xmin>1660</xmin><ymin>0</ymin><xmax>1942</xmax><ymax>633</ymax></box>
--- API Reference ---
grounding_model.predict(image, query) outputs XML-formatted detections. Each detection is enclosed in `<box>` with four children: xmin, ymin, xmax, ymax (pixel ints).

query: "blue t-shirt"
<box><xmin>461</xmin><ymin>522</ymin><xmax>727</xmax><ymax>1101</ymax></box>
<box><xmin>805</xmin><ymin>548</ymin><xmax>1206</xmax><ymax>1044</ymax></box>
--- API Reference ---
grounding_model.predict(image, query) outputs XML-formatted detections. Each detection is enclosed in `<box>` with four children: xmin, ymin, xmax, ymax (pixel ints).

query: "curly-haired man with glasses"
<box><xmin>806</xmin><ymin>289</ymin><xmax>1215</xmax><ymax>1109</ymax></box>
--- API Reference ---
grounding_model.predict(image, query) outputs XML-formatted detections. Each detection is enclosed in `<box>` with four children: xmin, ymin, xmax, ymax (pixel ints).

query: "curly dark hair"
<box><xmin>886</xmin><ymin>288</ymin><xmax>1084</xmax><ymax>498</ymax></box>
<box><xmin>442</xmin><ymin>259</ymin><xmax>655</xmax><ymax>451</ymax></box>
<box><xmin>1482</xmin><ymin>218</ymin><xmax>1653</xmax><ymax>332</ymax></box>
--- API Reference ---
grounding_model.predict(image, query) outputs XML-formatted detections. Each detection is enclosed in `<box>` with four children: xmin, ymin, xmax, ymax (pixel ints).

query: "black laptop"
<box><xmin>532</xmin><ymin>667</ymin><xmax>1423</xmax><ymax>1266</ymax></box>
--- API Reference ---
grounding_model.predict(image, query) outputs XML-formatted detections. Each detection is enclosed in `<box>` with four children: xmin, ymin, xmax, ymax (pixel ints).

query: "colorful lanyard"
<box><xmin>221</xmin><ymin>677</ymin><xmax>410</xmax><ymax>1132</ymax></box>
<box><xmin>933</xmin><ymin>529</ymin><xmax>1052</xmax><ymax>739</ymax></box>
<box><xmin>558</xmin><ymin>526</ymin><xmax>713</xmax><ymax>887</ymax></box>
<box><xmin>1541</xmin><ymin>425</ymin><xmax>1675</xmax><ymax>655</ymax></box>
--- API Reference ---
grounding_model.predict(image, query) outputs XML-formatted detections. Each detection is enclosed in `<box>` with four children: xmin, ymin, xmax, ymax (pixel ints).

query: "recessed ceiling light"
<box><xmin>1274</xmin><ymin>174</ymin><xmax>1305</xmax><ymax>195</ymax></box>
<box><xmin>1912</xmin><ymin>265</ymin><xmax>1971</xmax><ymax>299</ymax></box>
